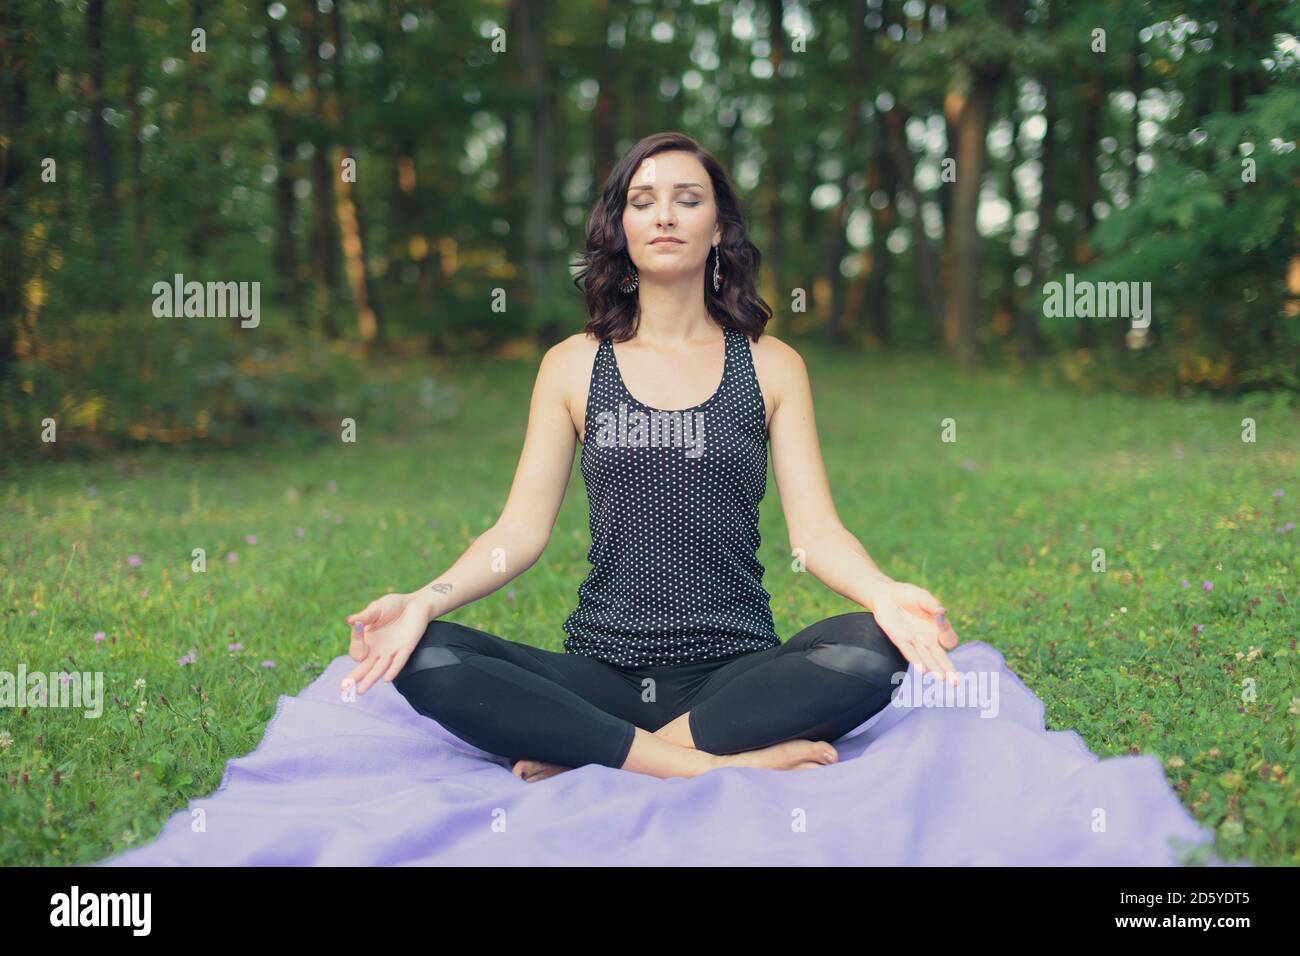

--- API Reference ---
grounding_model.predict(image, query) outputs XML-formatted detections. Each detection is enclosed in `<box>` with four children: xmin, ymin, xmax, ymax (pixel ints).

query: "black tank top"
<box><xmin>562</xmin><ymin>324</ymin><xmax>781</xmax><ymax>668</ymax></box>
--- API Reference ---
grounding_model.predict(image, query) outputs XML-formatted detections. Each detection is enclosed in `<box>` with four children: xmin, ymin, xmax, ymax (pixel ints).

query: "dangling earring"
<box><xmin>711</xmin><ymin>245</ymin><xmax>723</xmax><ymax>292</ymax></box>
<box><xmin>619</xmin><ymin>257</ymin><xmax>639</xmax><ymax>294</ymax></box>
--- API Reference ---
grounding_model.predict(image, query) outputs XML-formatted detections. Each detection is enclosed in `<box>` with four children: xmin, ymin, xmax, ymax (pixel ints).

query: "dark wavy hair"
<box><xmin>571</xmin><ymin>131</ymin><xmax>772</xmax><ymax>343</ymax></box>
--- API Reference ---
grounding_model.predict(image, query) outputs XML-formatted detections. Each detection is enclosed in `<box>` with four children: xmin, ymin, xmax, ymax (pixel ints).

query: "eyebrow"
<box><xmin>628</xmin><ymin>182</ymin><xmax>706</xmax><ymax>192</ymax></box>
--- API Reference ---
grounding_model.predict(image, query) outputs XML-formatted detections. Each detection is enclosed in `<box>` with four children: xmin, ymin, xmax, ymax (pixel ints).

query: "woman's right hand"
<box><xmin>342</xmin><ymin>592</ymin><xmax>433</xmax><ymax>695</ymax></box>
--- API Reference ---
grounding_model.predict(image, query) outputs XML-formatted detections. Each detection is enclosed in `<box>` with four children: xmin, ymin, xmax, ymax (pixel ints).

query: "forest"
<box><xmin>1</xmin><ymin>0</ymin><xmax>1298</xmax><ymax>459</ymax></box>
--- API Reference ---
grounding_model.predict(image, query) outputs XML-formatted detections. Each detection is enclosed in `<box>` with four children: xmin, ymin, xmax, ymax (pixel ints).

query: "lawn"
<box><xmin>2</xmin><ymin>342</ymin><xmax>1297</xmax><ymax>866</ymax></box>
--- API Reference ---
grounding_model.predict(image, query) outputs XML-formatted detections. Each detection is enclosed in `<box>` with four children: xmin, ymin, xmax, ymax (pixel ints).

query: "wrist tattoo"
<box><xmin>428</xmin><ymin>583</ymin><xmax>453</xmax><ymax>595</ymax></box>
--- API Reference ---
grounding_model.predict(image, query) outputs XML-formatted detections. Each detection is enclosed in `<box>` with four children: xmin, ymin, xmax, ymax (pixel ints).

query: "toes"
<box><xmin>800</xmin><ymin>741</ymin><xmax>836</xmax><ymax>764</ymax></box>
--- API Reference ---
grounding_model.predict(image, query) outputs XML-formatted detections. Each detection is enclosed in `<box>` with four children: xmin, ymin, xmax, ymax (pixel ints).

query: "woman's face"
<box><xmin>621</xmin><ymin>150</ymin><xmax>722</xmax><ymax>282</ymax></box>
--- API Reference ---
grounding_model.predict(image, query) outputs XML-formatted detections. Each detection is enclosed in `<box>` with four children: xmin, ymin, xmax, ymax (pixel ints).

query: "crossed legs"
<box><xmin>391</xmin><ymin>613</ymin><xmax>907</xmax><ymax>781</ymax></box>
<box><xmin>668</xmin><ymin>611</ymin><xmax>911</xmax><ymax>754</ymax></box>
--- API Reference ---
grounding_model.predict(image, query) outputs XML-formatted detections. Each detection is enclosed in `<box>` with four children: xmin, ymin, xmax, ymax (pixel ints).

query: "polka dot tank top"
<box><xmin>562</xmin><ymin>324</ymin><xmax>781</xmax><ymax>668</ymax></box>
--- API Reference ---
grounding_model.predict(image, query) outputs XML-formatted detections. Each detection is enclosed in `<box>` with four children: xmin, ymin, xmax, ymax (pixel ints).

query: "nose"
<box><xmin>655</xmin><ymin>200</ymin><xmax>676</xmax><ymax>229</ymax></box>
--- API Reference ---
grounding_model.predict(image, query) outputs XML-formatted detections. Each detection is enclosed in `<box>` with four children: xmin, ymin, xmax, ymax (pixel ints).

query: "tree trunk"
<box><xmin>997</xmin><ymin>99</ymin><xmax>1021</xmax><ymax>348</ymax></box>
<box><xmin>591</xmin><ymin>0</ymin><xmax>617</xmax><ymax>194</ymax></box>
<box><xmin>883</xmin><ymin>108</ymin><xmax>945</xmax><ymax>341</ymax></box>
<box><xmin>1076</xmin><ymin>74</ymin><xmax>1104</xmax><ymax>349</ymax></box>
<box><xmin>265</xmin><ymin>2</ymin><xmax>304</xmax><ymax>326</ymax></box>
<box><xmin>124</xmin><ymin>0</ymin><xmax>146</xmax><ymax>250</ymax></box>
<box><xmin>185</xmin><ymin>0</ymin><xmax>215</xmax><ymax>262</ymax></box>
<box><xmin>517</xmin><ymin>0</ymin><xmax>555</xmax><ymax>327</ymax></box>
<box><xmin>945</xmin><ymin>68</ymin><xmax>1000</xmax><ymax>367</ymax></box>
<box><xmin>866</xmin><ymin>123</ymin><xmax>897</xmax><ymax>346</ymax></box>
<box><xmin>85</xmin><ymin>0</ymin><xmax>119</xmax><ymax>247</ymax></box>
<box><xmin>1129</xmin><ymin>36</ymin><xmax>1141</xmax><ymax>202</ymax></box>
<box><xmin>329</xmin><ymin>0</ymin><xmax>383</xmax><ymax>345</ymax></box>
<box><xmin>302</xmin><ymin>0</ymin><xmax>339</xmax><ymax>336</ymax></box>
<box><xmin>825</xmin><ymin>2</ymin><xmax>865</xmax><ymax>345</ymax></box>
<box><xmin>0</xmin><ymin>0</ymin><xmax>28</xmax><ymax>384</ymax></box>
<box><xmin>1023</xmin><ymin>76</ymin><xmax>1054</xmax><ymax>361</ymax></box>
<box><xmin>764</xmin><ymin>0</ymin><xmax>787</xmax><ymax>306</ymax></box>
<box><xmin>718</xmin><ymin>2</ymin><xmax>740</xmax><ymax>174</ymax></box>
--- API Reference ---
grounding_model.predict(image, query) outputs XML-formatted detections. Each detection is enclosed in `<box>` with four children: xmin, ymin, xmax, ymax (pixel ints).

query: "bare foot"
<box><xmin>718</xmin><ymin>739</ymin><xmax>837</xmax><ymax>772</ymax></box>
<box><xmin>511</xmin><ymin>758</ymin><xmax>573</xmax><ymax>783</ymax></box>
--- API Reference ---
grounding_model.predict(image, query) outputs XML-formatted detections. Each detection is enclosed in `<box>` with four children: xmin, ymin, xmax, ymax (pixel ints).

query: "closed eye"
<box><xmin>631</xmin><ymin>201</ymin><xmax>702</xmax><ymax>209</ymax></box>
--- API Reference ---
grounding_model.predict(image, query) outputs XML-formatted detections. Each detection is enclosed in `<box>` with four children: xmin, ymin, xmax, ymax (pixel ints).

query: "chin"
<box><xmin>639</xmin><ymin>264</ymin><xmax>698</xmax><ymax>280</ymax></box>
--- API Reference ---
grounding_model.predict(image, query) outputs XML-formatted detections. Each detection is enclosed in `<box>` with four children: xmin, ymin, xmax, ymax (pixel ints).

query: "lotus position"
<box><xmin>343</xmin><ymin>131</ymin><xmax>961</xmax><ymax>783</ymax></box>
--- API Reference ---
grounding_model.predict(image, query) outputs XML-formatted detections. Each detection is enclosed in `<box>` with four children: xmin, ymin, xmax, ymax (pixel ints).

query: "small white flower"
<box><xmin>133</xmin><ymin>678</ymin><xmax>146</xmax><ymax>691</ymax></box>
<box><xmin>0</xmin><ymin>731</ymin><xmax>13</xmax><ymax>749</ymax></box>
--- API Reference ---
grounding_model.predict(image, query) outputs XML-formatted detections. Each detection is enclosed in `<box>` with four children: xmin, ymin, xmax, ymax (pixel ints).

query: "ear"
<box><xmin>713</xmin><ymin>221</ymin><xmax>723</xmax><ymax>246</ymax></box>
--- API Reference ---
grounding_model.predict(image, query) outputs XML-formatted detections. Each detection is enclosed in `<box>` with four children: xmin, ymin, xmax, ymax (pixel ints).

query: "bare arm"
<box><xmin>764</xmin><ymin>336</ymin><xmax>961</xmax><ymax>683</ymax></box>
<box><xmin>765</xmin><ymin>341</ymin><xmax>895</xmax><ymax>612</ymax></box>
<box><xmin>407</xmin><ymin>339</ymin><xmax>581</xmax><ymax>623</ymax></box>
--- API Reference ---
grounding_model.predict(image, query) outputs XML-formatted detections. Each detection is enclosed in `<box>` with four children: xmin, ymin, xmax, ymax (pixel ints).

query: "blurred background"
<box><xmin>1</xmin><ymin>0</ymin><xmax>1298</xmax><ymax>460</ymax></box>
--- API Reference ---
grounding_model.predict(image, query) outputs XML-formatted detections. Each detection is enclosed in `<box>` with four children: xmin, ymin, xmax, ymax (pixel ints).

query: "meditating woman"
<box><xmin>341</xmin><ymin>130</ymin><xmax>961</xmax><ymax>783</ymax></box>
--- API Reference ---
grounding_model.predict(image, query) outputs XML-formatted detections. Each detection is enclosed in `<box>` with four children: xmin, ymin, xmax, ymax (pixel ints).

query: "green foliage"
<box><xmin>0</xmin><ymin>309</ymin><xmax>449</xmax><ymax>460</ymax></box>
<box><xmin>2</xmin><ymin>0</ymin><xmax>1299</xmax><ymax>464</ymax></box>
<box><xmin>1078</xmin><ymin>85</ymin><xmax>1300</xmax><ymax>391</ymax></box>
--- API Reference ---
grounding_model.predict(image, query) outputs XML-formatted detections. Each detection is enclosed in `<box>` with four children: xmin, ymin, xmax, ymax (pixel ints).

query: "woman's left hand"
<box><xmin>868</xmin><ymin>581</ymin><xmax>961</xmax><ymax>686</ymax></box>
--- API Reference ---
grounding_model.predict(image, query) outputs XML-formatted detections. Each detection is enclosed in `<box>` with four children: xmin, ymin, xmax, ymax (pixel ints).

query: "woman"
<box><xmin>341</xmin><ymin>131</ymin><xmax>961</xmax><ymax>783</ymax></box>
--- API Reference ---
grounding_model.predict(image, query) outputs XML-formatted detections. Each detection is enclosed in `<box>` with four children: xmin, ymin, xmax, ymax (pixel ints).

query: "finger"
<box><xmin>346</xmin><ymin>601</ymin><xmax>381</xmax><ymax>627</ymax></box>
<box><xmin>921</xmin><ymin>626</ymin><xmax>961</xmax><ymax>685</ymax></box>
<box><xmin>935</xmin><ymin>613</ymin><xmax>960</xmax><ymax>650</ymax></box>
<box><xmin>877</xmin><ymin>617</ymin><xmax>922</xmax><ymax>676</ymax></box>
<box><xmin>382</xmin><ymin>646</ymin><xmax>412</xmax><ymax>683</ymax></box>
<box><xmin>894</xmin><ymin>613</ymin><xmax>958</xmax><ymax>687</ymax></box>
<box><xmin>916</xmin><ymin>588</ymin><xmax>946</xmax><ymax>617</ymax></box>
<box><xmin>355</xmin><ymin>653</ymin><xmax>391</xmax><ymax>695</ymax></box>
<box><xmin>924</xmin><ymin>639</ymin><xmax>960</xmax><ymax>686</ymax></box>
<box><xmin>344</xmin><ymin>654</ymin><xmax>380</xmax><ymax>690</ymax></box>
<box><xmin>348</xmin><ymin>622</ymin><xmax>368</xmax><ymax>661</ymax></box>
<box><xmin>940</xmin><ymin>652</ymin><xmax>961</xmax><ymax>686</ymax></box>
<box><xmin>896</xmin><ymin>621</ymin><xmax>933</xmax><ymax>678</ymax></box>
<box><xmin>893</xmin><ymin>639</ymin><xmax>922</xmax><ymax>678</ymax></box>
<box><xmin>907</xmin><ymin>620</ymin><xmax>948</xmax><ymax>681</ymax></box>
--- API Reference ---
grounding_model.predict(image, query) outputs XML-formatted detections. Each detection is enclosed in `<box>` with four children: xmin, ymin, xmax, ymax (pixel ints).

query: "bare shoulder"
<box><xmin>750</xmin><ymin>330</ymin><xmax>804</xmax><ymax>369</ymax></box>
<box><xmin>539</xmin><ymin>331</ymin><xmax>600</xmax><ymax>381</ymax></box>
<box><xmin>542</xmin><ymin>330</ymin><xmax>602</xmax><ymax>438</ymax></box>
<box><xmin>748</xmin><ymin>331</ymin><xmax>807</xmax><ymax>410</ymax></box>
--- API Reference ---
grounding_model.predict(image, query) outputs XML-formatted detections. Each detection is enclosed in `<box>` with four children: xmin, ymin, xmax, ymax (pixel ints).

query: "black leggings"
<box><xmin>391</xmin><ymin>611</ymin><xmax>911</xmax><ymax>770</ymax></box>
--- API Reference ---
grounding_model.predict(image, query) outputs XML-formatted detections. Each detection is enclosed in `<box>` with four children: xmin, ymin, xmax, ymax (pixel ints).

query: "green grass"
<box><xmin>2</xmin><ymin>342</ymin><xmax>1298</xmax><ymax>865</ymax></box>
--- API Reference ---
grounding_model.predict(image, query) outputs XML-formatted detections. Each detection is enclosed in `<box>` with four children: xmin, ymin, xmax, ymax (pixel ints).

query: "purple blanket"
<box><xmin>100</xmin><ymin>640</ymin><xmax>1223</xmax><ymax>865</ymax></box>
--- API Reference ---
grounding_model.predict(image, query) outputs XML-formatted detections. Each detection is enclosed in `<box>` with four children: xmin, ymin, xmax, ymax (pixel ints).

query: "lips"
<box><xmin>650</xmin><ymin>237</ymin><xmax>683</xmax><ymax>245</ymax></box>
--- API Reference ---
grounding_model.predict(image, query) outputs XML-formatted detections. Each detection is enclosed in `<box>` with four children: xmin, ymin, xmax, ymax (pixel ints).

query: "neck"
<box><xmin>632</xmin><ymin>275</ymin><xmax>717</xmax><ymax>345</ymax></box>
